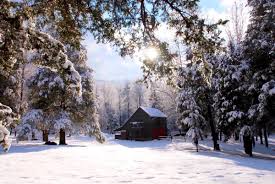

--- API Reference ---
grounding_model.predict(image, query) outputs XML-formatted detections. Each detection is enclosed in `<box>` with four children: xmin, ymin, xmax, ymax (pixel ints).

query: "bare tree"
<box><xmin>225</xmin><ymin>2</ymin><xmax>247</xmax><ymax>45</ymax></box>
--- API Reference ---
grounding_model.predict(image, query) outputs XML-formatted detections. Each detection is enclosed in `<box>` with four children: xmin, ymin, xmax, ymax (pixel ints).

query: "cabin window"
<box><xmin>115</xmin><ymin>130</ymin><xmax>126</xmax><ymax>136</ymax></box>
<box><xmin>131</xmin><ymin>122</ymin><xmax>144</xmax><ymax>128</ymax></box>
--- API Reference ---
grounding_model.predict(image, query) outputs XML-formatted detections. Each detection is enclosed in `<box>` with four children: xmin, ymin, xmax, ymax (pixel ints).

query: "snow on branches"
<box><xmin>0</xmin><ymin>0</ymin><xmax>83</xmax><ymax>131</ymax></box>
<box><xmin>177</xmin><ymin>61</ymin><xmax>208</xmax><ymax>135</ymax></box>
<box><xmin>16</xmin><ymin>109</ymin><xmax>44</xmax><ymax>141</ymax></box>
<box><xmin>28</xmin><ymin>29</ymin><xmax>82</xmax><ymax>97</ymax></box>
<box><xmin>53</xmin><ymin>111</ymin><xmax>73</xmax><ymax>132</ymax></box>
<box><xmin>0</xmin><ymin>103</ymin><xmax>13</xmax><ymax>126</ymax></box>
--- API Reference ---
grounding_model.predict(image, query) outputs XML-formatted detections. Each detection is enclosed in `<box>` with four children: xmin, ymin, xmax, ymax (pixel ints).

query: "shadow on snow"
<box><xmin>0</xmin><ymin>143</ymin><xmax>86</xmax><ymax>155</ymax></box>
<box><xmin>112</xmin><ymin>139</ymin><xmax>172</xmax><ymax>150</ymax></box>
<box><xmin>113</xmin><ymin>137</ymin><xmax>275</xmax><ymax>171</ymax></box>
<box><xmin>197</xmin><ymin>150</ymin><xmax>275</xmax><ymax>172</ymax></box>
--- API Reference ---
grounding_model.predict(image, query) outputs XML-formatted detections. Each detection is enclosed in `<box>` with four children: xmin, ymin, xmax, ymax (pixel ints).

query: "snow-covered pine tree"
<box><xmin>177</xmin><ymin>61</ymin><xmax>207</xmax><ymax>144</ymax></box>
<box><xmin>1</xmin><ymin>0</ymin><xmax>82</xmax><ymax>133</ymax></box>
<box><xmin>176</xmin><ymin>31</ymin><xmax>225</xmax><ymax>150</ymax></box>
<box><xmin>0</xmin><ymin>1</ymin><xmax>26</xmax><ymax>128</ymax></box>
<box><xmin>19</xmin><ymin>45</ymin><xmax>105</xmax><ymax>144</ymax></box>
<box><xmin>0</xmin><ymin>68</ymin><xmax>21</xmax><ymax>127</ymax></box>
<box><xmin>243</xmin><ymin>0</ymin><xmax>275</xmax><ymax>147</ymax></box>
<box><xmin>67</xmin><ymin>47</ymin><xmax>105</xmax><ymax>143</ymax></box>
<box><xmin>212</xmin><ymin>44</ymin><xmax>249</xmax><ymax>141</ymax></box>
<box><xmin>15</xmin><ymin>25</ymin><xmax>82</xmax><ymax>144</ymax></box>
<box><xmin>17</xmin><ymin>67</ymin><xmax>73</xmax><ymax>143</ymax></box>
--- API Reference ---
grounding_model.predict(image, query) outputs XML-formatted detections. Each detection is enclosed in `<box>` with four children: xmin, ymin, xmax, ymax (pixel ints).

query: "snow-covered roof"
<box><xmin>140</xmin><ymin>106</ymin><xmax>167</xmax><ymax>118</ymax></box>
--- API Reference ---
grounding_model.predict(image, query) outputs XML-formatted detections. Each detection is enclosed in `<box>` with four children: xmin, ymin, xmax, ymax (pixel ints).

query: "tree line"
<box><xmin>96</xmin><ymin>80</ymin><xmax>178</xmax><ymax>133</ymax></box>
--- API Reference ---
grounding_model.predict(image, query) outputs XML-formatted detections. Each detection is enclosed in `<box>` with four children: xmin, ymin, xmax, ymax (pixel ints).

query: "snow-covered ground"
<box><xmin>1</xmin><ymin>135</ymin><xmax>275</xmax><ymax>184</ymax></box>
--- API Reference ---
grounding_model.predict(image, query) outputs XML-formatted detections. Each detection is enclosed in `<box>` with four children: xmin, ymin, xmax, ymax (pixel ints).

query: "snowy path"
<box><xmin>0</xmin><ymin>135</ymin><xmax>274</xmax><ymax>184</ymax></box>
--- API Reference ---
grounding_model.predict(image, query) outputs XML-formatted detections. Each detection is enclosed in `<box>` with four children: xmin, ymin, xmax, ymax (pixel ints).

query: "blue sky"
<box><xmin>83</xmin><ymin>36</ymin><xmax>143</xmax><ymax>81</ymax></box>
<box><xmin>84</xmin><ymin>0</ymin><xmax>237</xmax><ymax>81</ymax></box>
<box><xmin>200</xmin><ymin>0</ymin><xmax>222</xmax><ymax>10</ymax></box>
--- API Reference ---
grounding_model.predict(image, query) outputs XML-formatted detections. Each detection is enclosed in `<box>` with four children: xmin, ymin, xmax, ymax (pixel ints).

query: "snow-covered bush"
<box><xmin>16</xmin><ymin>109</ymin><xmax>44</xmax><ymax>141</ymax></box>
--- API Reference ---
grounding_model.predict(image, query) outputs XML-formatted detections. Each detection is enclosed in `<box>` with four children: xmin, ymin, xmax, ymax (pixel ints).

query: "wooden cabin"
<box><xmin>115</xmin><ymin>107</ymin><xmax>167</xmax><ymax>141</ymax></box>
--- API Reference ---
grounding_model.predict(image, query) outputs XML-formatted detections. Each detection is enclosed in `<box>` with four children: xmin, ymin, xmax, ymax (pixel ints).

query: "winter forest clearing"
<box><xmin>1</xmin><ymin>135</ymin><xmax>275</xmax><ymax>184</ymax></box>
<box><xmin>0</xmin><ymin>0</ymin><xmax>275</xmax><ymax>183</ymax></box>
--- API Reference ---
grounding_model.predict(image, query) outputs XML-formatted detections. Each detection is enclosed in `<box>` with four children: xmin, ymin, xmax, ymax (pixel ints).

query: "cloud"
<box><xmin>201</xmin><ymin>0</ymin><xmax>250</xmax><ymax>42</ymax></box>
<box><xmin>154</xmin><ymin>23</ymin><xmax>176</xmax><ymax>43</ymax></box>
<box><xmin>219</xmin><ymin>0</ymin><xmax>247</xmax><ymax>8</ymax></box>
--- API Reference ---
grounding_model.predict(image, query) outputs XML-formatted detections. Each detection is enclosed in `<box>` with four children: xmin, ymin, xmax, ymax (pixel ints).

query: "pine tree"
<box><xmin>68</xmin><ymin>47</ymin><xmax>105</xmax><ymax>142</ymax></box>
<box><xmin>1</xmin><ymin>1</ymin><xmax>82</xmax><ymax>131</ymax></box>
<box><xmin>18</xmin><ymin>46</ymin><xmax>105</xmax><ymax>143</ymax></box>
<box><xmin>177</xmin><ymin>61</ymin><xmax>208</xmax><ymax>145</ymax></box>
<box><xmin>17</xmin><ymin>67</ymin><xmax>72</xmax><ymax>143</ymax></box>
<box><xmin>243</xmin><ymin>0</ymin><xmax>275</xmax><ymax>147</ymax></box>
<box><xmin>212</xmin><ymin>44</ymin><xmax>249</xmax><ymax>141</ymax></box>
<box><xmin>177</xmin><ymin>34</ymin><xmax>224</xmax><ymax>151</ymax></box>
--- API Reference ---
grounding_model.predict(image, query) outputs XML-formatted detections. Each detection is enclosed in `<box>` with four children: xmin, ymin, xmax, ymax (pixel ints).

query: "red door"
<box><xmin>152</xmin><ymin>128</ymin><xmax>166</xmax><ymax>139</ymax></box>
<box><xmin>152</xmin><ymin>128</ymin><xmax>159</xmax><ymax>139</ymax></box>
<box><xmin>159</xmin><ymin>127</ymin><xmax>166</xmax><ymax>136</ymax></box>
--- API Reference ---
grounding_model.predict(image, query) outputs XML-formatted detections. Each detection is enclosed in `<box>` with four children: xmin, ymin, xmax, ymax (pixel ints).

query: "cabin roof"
<box><xmin>140</xmin><ymin>106</ymin><xmax>167</xmax><ymax>118</ymax></box>
<box><xmin>114</xmin><ymin>107</ymin><xmax>167</xmax><ymax>131</ymax></box>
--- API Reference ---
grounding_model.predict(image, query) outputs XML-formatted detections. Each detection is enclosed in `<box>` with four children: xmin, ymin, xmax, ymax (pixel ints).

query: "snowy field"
<box><xmin>1</xmin><ymin>135</ymin><xmax>275</xmax><ymax>184</ymax></box>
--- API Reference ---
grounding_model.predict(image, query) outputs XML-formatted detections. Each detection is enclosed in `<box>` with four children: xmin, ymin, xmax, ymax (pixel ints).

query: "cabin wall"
<box><xmin>115</xmin><ymin>108</ymin><xmax>167</xmax><ymax>141</ymax></box>
<box><xmin>127</xmin><ymin>117</ymin><xmax>167</xmax><ymax>140</ymax></box>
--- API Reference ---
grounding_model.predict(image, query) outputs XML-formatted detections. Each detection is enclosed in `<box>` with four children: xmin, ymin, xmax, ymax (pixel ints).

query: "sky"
<box><xmin>84</xmin><ymin>0</ymin><xmax>248</xmax><ymax>81</ymax></box>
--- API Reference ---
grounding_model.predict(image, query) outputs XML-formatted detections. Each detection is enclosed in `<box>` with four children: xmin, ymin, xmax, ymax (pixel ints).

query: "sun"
<box><xmin>144</xmin><ymin>47</ymin><xmax>159</xmax><ymax>60</ymax></box>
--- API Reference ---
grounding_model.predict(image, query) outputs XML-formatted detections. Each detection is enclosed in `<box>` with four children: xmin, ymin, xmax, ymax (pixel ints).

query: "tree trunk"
<box><xmin>263</xmin><ymin>124</ymin><xmax>268</xmax><ymax>148</ymax></box>
<box><xmin>207</xmin><ymin>102</ymin><xmax>220</xmax><ymax>151</ymax></box>
<box><xmin>19</xmin><ymin>64</ymin><xmax>26</xmax><ymax>115</ymax></box>
<box><xmin>259</xmin><ymin>129</ymin><xmax>263</xmax><ymax>144</ymax></box>
<box><xmin>194</xmin><ymin>137</ymin><xmax>199</xmax><ymax>152</ymax></box>
<box><xmin>59</xmin><ymin>129</ymin><xmax>66</xmax><ymax>145</ymax></box>
<box><xmin>199</xmin><ymin>131</ymin><xmax>203</xmax><ymax>141</ymax></box>
<box><xmin>243</xmin><ymin>135</ymin><xmax>253</xmax><ymax>156</ymax></box>
<box><xmin>43</xmin><ymin>130</ymin><xmax>49</xmax><ymax>142</ymax></box>
<box><xmin>32</xmin><ymin>131</ymin><xmax>36</xmax><ymax>140</ymax></box>
<box><xmin>234</xmin><ymin>131</ymin><xmax>239</xmax><ymax>141</ymax></box>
